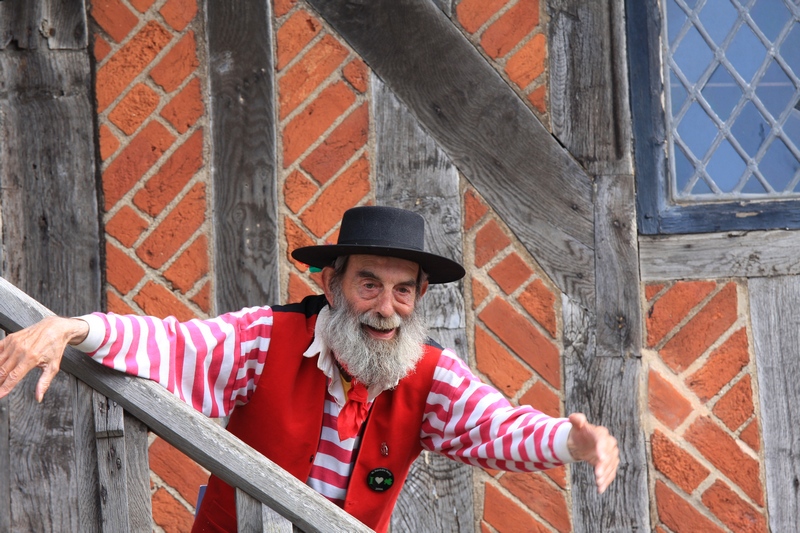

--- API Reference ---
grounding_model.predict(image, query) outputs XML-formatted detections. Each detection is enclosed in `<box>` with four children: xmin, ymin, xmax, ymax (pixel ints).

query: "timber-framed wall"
<box><xmin>2</xmin><ymin>0</ymin><xmax>794</xmax><ymax>531</ymax></box>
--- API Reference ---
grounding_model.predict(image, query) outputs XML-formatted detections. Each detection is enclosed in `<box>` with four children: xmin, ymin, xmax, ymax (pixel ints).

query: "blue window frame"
<box><xmin>629</xmin><ymin>0</ymin><xmax>800</xmax><ymax>234</ymax></box>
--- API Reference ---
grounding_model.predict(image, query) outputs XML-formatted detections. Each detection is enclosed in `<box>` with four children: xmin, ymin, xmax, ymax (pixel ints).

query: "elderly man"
<box><xmin>0</xmin><ymin>205</ymin><xmax>618</xmax><ymax>532</ymax></box>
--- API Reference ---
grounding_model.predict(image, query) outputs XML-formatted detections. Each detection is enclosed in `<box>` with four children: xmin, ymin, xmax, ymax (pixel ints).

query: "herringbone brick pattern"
<box><xmin>464</xmin><ymin>187</ymin><xmax>570</xmax><ymax>533</ymax></box>
<box><xmin>645</xmin><ymin>281</ymin><xmax>767</xmax><ymax>533</ymax></box>
<box><xmin>455</xmin><ymin>0</ymin><xmax>548</xmax><ymax>118</ymax></box>
<box><xmin>90</xmin><ymin>0</ymin><xmax>208</xmax><ymax>530</ymax></box>
<box><xmin>276</xmin><ymin>3</ymin><xmax>373</xmax><ymax>301</ymax></box>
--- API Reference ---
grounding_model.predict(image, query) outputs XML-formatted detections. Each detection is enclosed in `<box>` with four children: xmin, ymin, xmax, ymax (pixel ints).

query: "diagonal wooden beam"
<box><xmin>306</xmin><ymin>0</ymin><xmax>595</xmax><ymax>308</ymax></box>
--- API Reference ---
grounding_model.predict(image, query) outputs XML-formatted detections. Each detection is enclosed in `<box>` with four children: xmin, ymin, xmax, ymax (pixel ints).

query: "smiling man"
<box><xmin>0</xmin><ymin>205</ymin><xmax>619</xmax><ymax>532</ymax></box>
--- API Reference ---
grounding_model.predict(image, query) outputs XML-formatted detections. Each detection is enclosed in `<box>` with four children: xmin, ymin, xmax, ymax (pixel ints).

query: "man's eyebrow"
<box><xmin>355</xmin><ymin>269</ymin><xmax>416</xmax><ymax>287</ymax></box>
<box><xmin>355</xmin><ymin>269</ymin><xmax>378</xmax><ymax>280</ymax></box>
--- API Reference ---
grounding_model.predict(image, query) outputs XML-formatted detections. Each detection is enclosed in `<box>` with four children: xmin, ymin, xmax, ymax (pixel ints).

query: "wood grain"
<box><xmin>207</xmin><ymin>0</ymin><xmax>280</xmax><ymax>313</ymax></box>
<box><xmin>373</xmin><ymin>74</ymin><xmax>474</xmax><ymax>532</ymax></box>
<box><xmin>94</xmin><ymin>393</ymin><xmax>131</xmax><ymax>532</ymax></box>
<box><xmin>548</xmin><ymin>0</ymin><xmax>633</xmax><ymax>176</ymax></box>
<box><xmin>0</xmin><ymin>392</ymin><xmax>9</xmax><ymax>533</ymax></box>
<box><xmin>0</xmin><ymin>0</ymin><xmax>86</xmax><ymax>50</ymax></box>
<box><xmin>0</xmin><ymin>277</ymin><xmax>372</xmax><ymax>533</ymax></box>
<box><xmin>562</xmin><ymin>297</ymin><xmax>649</xmax><ymax>531</ymax></box>
<box><xmin>307</xmin><ymin>0</ymin><xmax>595</xmax><ymax>308</ymax></box>
<box><xmin>0</xmin><ymin>42</ymin><xmax>101</xmax><ymax>531</ymax></box>
<box><xmin>123</xmin><ymin>413</ymin><xmax>151</xmax><ymax>533</ymax></box>
<box><xmin>749</xmin><ymin>276</ymin><xmax>800</xmax><ymax>531</ymax></box>
<box><xmin>594</xmin><ymin>174</ymin><xmax>641</xmax><ymax>357</ymax></box>
<box><xmin>236</xmin><ymin>489</ymin><xmax>294</xmax><ymax>532</ymax></box>
<box><xmin>639</xmin><ymin>230</ymin><xmax>800</xmax><ymax>281</ymax></box>
<box><xmin>77</xmin><ymin>382</ymin><xmax>102</xmax><ymax>533</ymax></box>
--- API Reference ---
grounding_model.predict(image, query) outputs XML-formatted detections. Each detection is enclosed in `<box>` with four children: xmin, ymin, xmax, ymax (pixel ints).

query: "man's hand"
<box><xmin>566</xmin><ymin>413</ymin><xmax>620</xmax><ymax>494</ymax></box>
<box><xmin>0</xmin><ymin>317</ymin><xmax>89</xmax><ymax>402</ymax></box>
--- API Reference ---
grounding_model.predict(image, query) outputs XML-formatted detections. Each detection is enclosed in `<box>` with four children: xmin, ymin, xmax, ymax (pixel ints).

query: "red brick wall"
<box><xmin>90</xmin><ymin>0</ymin><xmax>209</xmax><ymax>530</ymax></box>
<box><xmin>455</xmin><ymin>0</ymin><xmax>548</xmax><ymax>118</ymax></box>
<box><xmin>465</xmin><ymin>188</ymin><xmax>570</xmax><ymax>533</ymax></box>
<box><xmin>275</xmin><ymin>3</ymin><xmax>372</xmax><ymax>302</ymax></box>
<box><xmin>645</xmin><ymin>281</ymin><xmax>768</xmax><ymax>532</ymax></box>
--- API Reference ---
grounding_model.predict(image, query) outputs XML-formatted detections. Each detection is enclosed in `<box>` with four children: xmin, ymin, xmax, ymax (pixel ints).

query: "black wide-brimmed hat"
<box><xmin>291</xmin><ymin>206</ymin><xmax>465</xmax><ymax>284</ymax></box>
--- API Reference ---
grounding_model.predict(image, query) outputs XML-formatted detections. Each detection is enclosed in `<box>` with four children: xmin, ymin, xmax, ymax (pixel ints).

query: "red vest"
<box><xmin>192</xmin><ymin>295</ymin><xmax>441</xmax><ymax>532</ymax></box>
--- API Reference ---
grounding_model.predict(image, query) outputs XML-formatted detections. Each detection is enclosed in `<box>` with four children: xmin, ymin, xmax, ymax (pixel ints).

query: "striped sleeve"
<box><xmin>420</xmin><ymin>349</ymin><xmax>574</xmax><ymax>472</ymax></box>
<box><xmin>73</xmin><ymin>307</ymin><xmax>274</xmax><ymax>417</ymax></box>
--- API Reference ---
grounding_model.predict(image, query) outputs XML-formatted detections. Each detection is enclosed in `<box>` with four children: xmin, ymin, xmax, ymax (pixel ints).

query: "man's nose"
<box><xmin>375</xmin><ymin>289</ymin><xmax>396</xmax><ymax>318</ymax></box>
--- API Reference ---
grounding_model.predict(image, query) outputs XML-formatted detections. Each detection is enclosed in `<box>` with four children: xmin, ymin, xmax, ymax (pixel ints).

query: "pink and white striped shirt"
<box><xmin>75</xmin><ymin>305</ymin><xmax>573</xmax><ymax>506</ymax></box>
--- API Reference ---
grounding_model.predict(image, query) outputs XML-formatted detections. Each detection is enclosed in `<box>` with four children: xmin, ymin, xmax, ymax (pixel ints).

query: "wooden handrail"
<box><xmin>0</xmin><ymin>276</ymin><xmax>372</xmax><ymax>533</ymax></box>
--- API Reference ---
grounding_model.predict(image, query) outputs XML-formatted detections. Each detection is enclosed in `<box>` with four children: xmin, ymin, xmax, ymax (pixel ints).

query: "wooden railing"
<box><xmin>0</xmin><ymin>277</ymin><xmax>372</xmax><ymax>533</ymax></box>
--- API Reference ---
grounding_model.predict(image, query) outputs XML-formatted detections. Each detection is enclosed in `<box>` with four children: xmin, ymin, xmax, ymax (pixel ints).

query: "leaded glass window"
<box><xmin>664</xmin><ymin>0</ymin><xmax>800</xmax><ymax>202</ymax></box>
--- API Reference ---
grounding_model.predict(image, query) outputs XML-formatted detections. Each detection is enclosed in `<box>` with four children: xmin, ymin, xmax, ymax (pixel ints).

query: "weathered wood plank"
<box><xmin>236</xmin><ymin>488</ymin><xmax>294</xmax><ymax>533</ymax></box>
<box><xmin>94</xmin><ymin>393</ymin><xmax>131</xmax><ymax>533</ymax></box>
<box><xmin>40</xmin><ymin>0</ymin><xmax>88</xmax><ymax>50</ymax></box>
<box><xmin>207</xmin><ymin>0</ymin><xmax>279</xmax><ymax>313</ymax></box>
<box><xmin>123</xmin><ymin>413</ymin><xmax>152</xmax><ymax>533</ymax></box>
<box><xmin>77</xmin><ymin>381</ymin><xmax>102</xmax><ymax>533</ymax></box>
<box><xmin>8</xmin><ymin>370</ymin><xmax>80</xmax><ymax>530</ymax></box>
<box><xmin>0</xmin><ymin>44</ymin><xmax>101</xmax><ymax>531</ymax></box>
<box><xmin>639</xmin><ymin>230</ymin><xmax>800</xmax><ymax>281</ymax></box>
<box><xmin>563</xmin><ymin>297</ymin><xmax>649</xmax><ymax>532</ymax></box>
<box><xmin>748</xmin><ymin>276</ymin><xmax>800</xmax><ymax>531</ymax></box>
<box><xmin>0</xmin><ymin>277</ymin><xmax>372</xmax><ymax>533</ymax></box>
<box><xmin>372</xmin><ymin>74</ymin><xmax>474</xmax><ymax>532</ymax></box>
<box><xmin>594</xmin><ymin>174</ymin><xmax>641</xmax><ymax>356</ymax></box>
<box><xmin>0</xmin><ymin>389</ymin><xmax>10</xmax><ymax>533</ymax></box>
<box><xmin>548</xmin><ymin>0</ymin><xmax>633</xmax><ymax>176</ymax></box>
<box><xmin>0</xmin><ymin>51</ymin><xmax>101</xmax><ymax>315</ymax></box>
<box><xmin>0</xmin><ymin>2</ymin><xmax>39</xmax><ymax>50</ymax></box>
<box><xmin>307</xmin><ymin>0</ymin><xmax>595</xmax><ymax>308</ymax></box>
<box><xmin>626</xmin><ymin>0</ymin><xmax>666</xmax><ymax>235</ymax></box>
<box><xmin>392</xmin><ymin>451</ymin><xmax>474</xmax><ymax>533</ymax></box>
<box><xmin>0</xmin><ymin>0</ymin><xmax>86</xmax><ymax>50</ymax></box>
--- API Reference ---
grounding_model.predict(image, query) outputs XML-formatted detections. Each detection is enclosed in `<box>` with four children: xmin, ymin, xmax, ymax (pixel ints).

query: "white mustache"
<box><xmin>360</xmin><ymin>312</ymin><xmax>402</xmax><ymax>331</ymax></box>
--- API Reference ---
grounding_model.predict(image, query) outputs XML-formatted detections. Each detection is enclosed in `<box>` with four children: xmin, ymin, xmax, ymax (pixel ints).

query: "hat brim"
<box><xmin>291</xmin><ymin>245</ymin><xmax>465</xmax><ymax>284</ymax></box>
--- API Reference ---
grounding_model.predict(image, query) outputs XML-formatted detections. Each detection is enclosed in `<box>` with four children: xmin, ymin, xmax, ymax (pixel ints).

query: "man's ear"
<box><xmin>321</xmin><ymin>266</ymin><xmax>336</xmax><ymax>307</ymax></box>
<box><xmin>418</xmin><ymin>279</ymin><xmax>429</xmax><ymax>299</ymax></box>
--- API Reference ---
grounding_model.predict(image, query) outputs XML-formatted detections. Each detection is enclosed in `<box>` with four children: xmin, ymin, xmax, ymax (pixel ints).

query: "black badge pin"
<box><xmin>367</xmin><ymin>468</ymin><xmax>394</xmax><ymax>492</ymax></box>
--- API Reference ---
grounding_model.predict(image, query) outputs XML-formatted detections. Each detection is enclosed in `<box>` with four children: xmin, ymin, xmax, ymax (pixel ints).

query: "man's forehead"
<box><xmin>345</xmin><ymin>254</ymin><xmax>421</xmax><ymax>276</ymax></box>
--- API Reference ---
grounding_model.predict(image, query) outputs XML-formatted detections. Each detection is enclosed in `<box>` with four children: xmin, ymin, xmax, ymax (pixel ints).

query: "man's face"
<box><xmin>333</xmin><ymin>254</ymin><xmax>427</xmax><ymax>342</ymax></box>
<box><xmin>319</xmin><ymin>254</ymin><xmax>430</xmax><ymax>390</ymax></box>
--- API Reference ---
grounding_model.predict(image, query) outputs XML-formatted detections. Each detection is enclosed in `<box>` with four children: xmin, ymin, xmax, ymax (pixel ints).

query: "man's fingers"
<box><xmin>36</xmin><ymin>365</ymin><xmax>59</xmax><ymax>403</ymax></box>
<box><xmin>0</xmin><ymin>360</ymin><xmax>34</xmax><ymax>399</ymax></box>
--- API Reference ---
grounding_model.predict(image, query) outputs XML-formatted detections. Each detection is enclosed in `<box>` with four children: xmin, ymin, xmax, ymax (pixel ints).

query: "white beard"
<box><xmin>318</xmin><ymin>284</ymin><xmax>428</xmax><ymax>392</ymax></box>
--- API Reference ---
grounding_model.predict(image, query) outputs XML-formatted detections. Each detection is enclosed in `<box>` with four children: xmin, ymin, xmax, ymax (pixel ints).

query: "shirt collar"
<box><xmin>303</xmin><ymin>306</ymin><xmax>384</xmax><ymax>404</ymax></box>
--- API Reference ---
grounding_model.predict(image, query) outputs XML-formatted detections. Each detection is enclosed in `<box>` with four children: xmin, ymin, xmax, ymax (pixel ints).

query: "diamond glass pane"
<box><xmin>674</xmin><ymin>144</ymin><xmax>696</xmax><ymax>194</ymax></box>
<box><xmin>706</xmin><ymin>139</ymin><xmax>747</xmax><ymax>191</ymax></box>
<box><xmin>702</xmin><ymin>65</ymin><xmax>742</xmax><ymax>120</ymax></box>
<box><xmin>699</xmin><ymin>0</ymin><xmax>738</xmax><ymax>45</ymax></box>
<box><xmin>760</xmin><ymin>138</ymin><xmax>800</xmax><ymax>191</ymax></box>
<box><xmin>755</xmin><ymin>60</ymin><xmax>795</xmax><ymax>119</ymax></box>
<box><xmin>741</xmin><ymin>174</ymin><xmax>769</xmax><ymax>193</ymax></box>
<box><xmin>666</xmin><ymin>0</ymin><xmax>689</xmax><ymax>44</ymax></box>
<box><xmin>727</xmin><ymin>23</ymin><xmax>767</xmax><ymax>84</ymax></box>
<box><xmin>784</xmin><ymin>23</ymin><xmax>800</xmax><ymax>78</ymax></box>
<box><xmin>677</xmin><ymin>101</ymin><xmax>719</xmax><ymax>159</ymax></box>
<box><xmin>750</xmin><ymin>0</ymin><xmax>791</xmax><ymax>42</ymax></box>
<box><xmin>691</xmin><ymin>175</ymin><xmax>715</xmax><ymax>194</ymax></box>
<box><xmin>731</xmin><ymin>101</ymin><xmax>770</xmax><ymax>156</ymax></box>
<box><xmin>674</xmin><ymin>24</ymin><xmax>714</xmax><ymax>83</ymax></box>
<box><xmin>664</xmin><ymin>0</ymin><xmax>800</xmax><ymax>202</ymax></box>
<box><xmin>671</xmin><ymin>71</ymin><xmax>689</xmax><ymax>113</ymax></box>
<box><xmin>787</xmin><ymin>108</ymin><xmax>800</xmax><ymax>154</ymax></box>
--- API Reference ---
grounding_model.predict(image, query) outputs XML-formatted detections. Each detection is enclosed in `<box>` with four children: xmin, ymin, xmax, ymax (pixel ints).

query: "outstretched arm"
<box><xmin>566</xmin><ymin>412</ymin><xmax>620</xmax><ymax>494</ymax></box>
<box><xmin>0</xmin><ymin>317</ymin><xmax>89</xmax><ymax>402</ymax></box>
